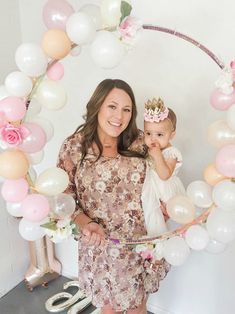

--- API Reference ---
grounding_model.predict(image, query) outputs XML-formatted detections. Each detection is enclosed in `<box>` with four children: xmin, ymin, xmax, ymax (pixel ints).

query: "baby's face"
<box><xmin>144</xmin><ymin>119</ymin><xmax>175</xmax><ymax>150</ymax></box>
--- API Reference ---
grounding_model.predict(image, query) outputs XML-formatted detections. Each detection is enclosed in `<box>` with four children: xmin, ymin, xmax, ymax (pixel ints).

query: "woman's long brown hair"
<box><xmin>75</xmin><ymin>79</ymin><xmax>144</xmax><ymax>164</ymax></box>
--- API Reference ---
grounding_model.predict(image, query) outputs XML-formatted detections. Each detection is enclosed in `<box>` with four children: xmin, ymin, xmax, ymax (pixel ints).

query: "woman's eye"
<box><xmin>124</xmin><ymin>108</ymin><xmax>131</xmax><ymax>112</ymax></box>
<box><xmin>108</xmin><ymin>105</ymin><xmax>116</xmax><ymax>109</ymax></box>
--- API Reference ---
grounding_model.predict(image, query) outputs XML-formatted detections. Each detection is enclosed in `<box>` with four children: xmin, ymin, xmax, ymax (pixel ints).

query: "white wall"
<box><xmin>0</xmin><ymin>1</ymin><xmax>29</xmax><ymax>297</ymax></box>
<box><xmin>1</xmin><ymin>0</ymin><xmax>234</xmax><ymax>313</ymax></box>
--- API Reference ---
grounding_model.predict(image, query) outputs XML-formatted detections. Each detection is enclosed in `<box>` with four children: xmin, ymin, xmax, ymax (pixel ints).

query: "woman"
<box><xmin>58</xmin><ymin>79</ymin><xmax>170</xmax><ymax>314</ymax></box>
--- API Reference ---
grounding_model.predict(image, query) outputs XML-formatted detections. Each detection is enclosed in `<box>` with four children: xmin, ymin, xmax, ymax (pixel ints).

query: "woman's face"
<box><xmin>97</xmin><ymin>88</ymin><xmax>132</xmax><ymax>140</ymax></box>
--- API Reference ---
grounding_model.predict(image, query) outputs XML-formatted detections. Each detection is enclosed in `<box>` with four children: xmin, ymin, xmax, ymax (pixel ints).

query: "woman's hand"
<box><xmin>160</xmin><ymin>200</ymin><xmax>170</xmax><ymax>221</ymax></box>
<box><xmin>81</xmin><ymin>221</ymin><xmax>106</xmax><ymax>247</ymax></box>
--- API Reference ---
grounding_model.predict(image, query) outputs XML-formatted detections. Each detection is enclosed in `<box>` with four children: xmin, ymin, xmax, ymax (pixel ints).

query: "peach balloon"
<box><xmin>42</xmin><ymin>29</ymin><xmax>71</xmax><ymax>60</ymax></box>
<box><xmin>203</xmin><ymin>163</ymin><xmax>227</xmax><ymax>186</ymax></box>
<box><xmin>0</xmin><ymin>150</ymin><xmax>29</xmax><ymax>179</ymax></box>
<box><xmin>166</xmin><ymin>195</ymin><xmax>196</xmax><ymax>224</ymax></box>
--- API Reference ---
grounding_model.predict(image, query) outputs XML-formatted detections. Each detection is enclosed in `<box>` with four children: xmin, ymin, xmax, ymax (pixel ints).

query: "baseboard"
<box><xmin>61</xmin><ymin>269</ymin><xmax>77</xmax><ymax>280</ymax></box>
<box><xmin>147</xmin><ymin>303</ymin><xmax>176</xmax><ymax>314</ymax></box>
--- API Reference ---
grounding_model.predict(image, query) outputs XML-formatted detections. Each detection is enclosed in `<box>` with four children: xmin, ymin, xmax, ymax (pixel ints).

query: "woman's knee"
<box><xmin>126</xmin><ymin>301</ymin><xmax>147</xmax><ymax>314</ymax></box>
<box><xmin>101</xmin><ymin>303</ymin><xmax>122</xmax><ymax>314</ymax></box>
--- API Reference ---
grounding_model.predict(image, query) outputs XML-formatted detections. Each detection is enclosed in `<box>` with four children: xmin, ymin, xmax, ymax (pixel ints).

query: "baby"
<box><xmin>141</xmin><ymin>98</ymin><xmax>186</xmax><ymax>237</ymax></box>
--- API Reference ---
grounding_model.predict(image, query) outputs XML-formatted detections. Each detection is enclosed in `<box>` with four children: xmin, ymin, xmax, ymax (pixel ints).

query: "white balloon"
<box><xmin>6</xmin><ymin>202</ymin><xmax>23</xmax><ymax>217</ymax></box>
<box><xmin>36</xmin><ymin>79</ymin><xmax>67</xmax><ymax>110</ymax></box>
<box><xmin>5</xmin><ymin>71</ymin><xmax>33</xmax><ymax>97</ymax></box>
<box><xmin>207</xmin><ymin>120</ymin><xmax>235</xmax><ymax>148</ymax></box>
<box><xmin>80</xmin><ymin>4</ymin><xmax>102</xmax><ymax>30</ymax></box>
<box><xmin>226</xmin><ymin>104</ymin><xmax>235</xmax><ymax>131</ymax></box>
<box><xmin>27</xmin><ymin>150</ymin><xmax>44</xmax><ymax>165</ymax></box>
<box><xmin>205</xmin><ymin>238</ymin><xmax>227</xmax><ymax>254</ymax></box>
<box><xmin>206</xmin><ymin>207</ymin><xmax>235</xmax><ymax>243</ymax></box>
<box><xmin>66</xmin><ymin>12</ymin><xmax>96</xmax><ymax>45</ymax></box>
<box><xmin>212</xmin><ymin>180</ymin><xmax>235</xmax><ymax>211</ymax></box>
<box><xmin>186</xmin><ymin>180</ymin><xmax>213</xmax><ymax>208</ymax></box>
<box><xmin>19</xmin><ymin>218</ymin><xmax>46</xmax><ymax>241</ymax></box>
<box><xmin>25</xmin><ymin>98</ymin><xmax>42</xmax><ymax>119</ymax></box>
<box><xmin>28</xmin><ymin>116</ymin><xmax>54</xmax><ymax>141</ymax></box>
<box><xmin>15</xmin><ymin>43</ymin><xmax>48</xmax><ymax>77</ymax></box>
<box><xmin>163</xmin><ymin>236</ymin><xmax>190</xmax><ymax>266</ymax></box>
<box><xmin>0</xmin><ymin>85</ymin><xmax>10</xmax><ymax>100</ymax></box>
<box><xmin>185</xmin><ymin>225</ymin><xmax>210</xmax><ymax>250</ymax></box>
<box><xmin>100</xmin><ymin>0</ymin><xmax>121</xmax><ymax>27</ymax></box>
<box><xmin>35</xmin><ymin>167</ymin><xmax>69</xmax><ymax>196</ymax></box>
<box><xmin>90</xmin><ymin>31</ymin><xmax>125</xmax><ymax>68</ymax></box>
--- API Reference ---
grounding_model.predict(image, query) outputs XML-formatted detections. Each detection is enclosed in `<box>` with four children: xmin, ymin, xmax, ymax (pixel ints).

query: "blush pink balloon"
<box><xmin>1</xmin><ymin>178</ymin><xmax>29</xmax><ymax>202</ymax></box>
<box><xmin>43</xmin><ymin>0</ymin><xmax>75</xmax><ymax>30</ymax></box>
<box><xmin>0</xmin><ymin>96</ymin><xmax>26</xmax><ymax>121</ymax></box>
<box><xmin>22</xmin><ymin>194</ymin><xmax>50</xmax><ymax>222</ymax></box>
<box><xmin>47</xmin><ymin>62</ymin><xmax>64</xmax><ymax>80</ymax></box>
<box><xmin>215</xmin><ymin>144</ymin><xmax>235</xmax><ymax>177</ymax></box>
<box><xmin>210</xmin><ymin>88</ymin><xmax>235</xmax><ymax>111</ymax></box>
<box><xmin>19</xmin><ymin>123</ymin><xmax>46</xmax><ymax>153</ymax></box>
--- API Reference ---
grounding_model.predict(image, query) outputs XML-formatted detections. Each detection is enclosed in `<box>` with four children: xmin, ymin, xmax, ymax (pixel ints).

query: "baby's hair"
<box><xmin>167</xmin><ymin>107</ymin><xmax>177</xmax><ymax>131</ymax></box>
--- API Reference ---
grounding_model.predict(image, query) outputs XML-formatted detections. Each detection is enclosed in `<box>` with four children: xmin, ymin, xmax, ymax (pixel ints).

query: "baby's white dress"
<box><xmin>141</xmin><ymin>146</ymin><xmax>186</xmax><ymax>237</ymax></box>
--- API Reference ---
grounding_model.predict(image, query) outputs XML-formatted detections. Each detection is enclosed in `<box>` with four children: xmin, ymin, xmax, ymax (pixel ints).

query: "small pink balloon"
<box><xmin>0</xmin><ymin>96</ymin><xmax>26</xmax><ymax>121</ymax></box>
<box><xmin>43</xmin><ymin>0</ymin><xmax>75</xmax><ymax>30</ymax></box>
<box><xmin>19</xmin><ymin>123</ymin><xmax>46</xmax><ymax>153</ymax></box>
<box><xmin>1</xmin><ymin>178</ymin><xmax>29</xmax><ymax>202</ymax></box>
<box><xmin>47</xmin><ymin>62</ymin><xmax>64</xmax><ymax>80</ymax></box>
<box><xmin>216</xmin><ymin>144</ymin><xmax>235</xmax><ymax>177</ymax></box>
<box><xmin>210</xmin><ymin>88</ymin><xmax>235</xmax><ymax>111</ymax></box>
<box><xmin>22</xmin><ymin>194</ymin><xmax>50</xmax><ymax>222</ymax></box>
<box><xmin>230</xmin><ymin>60</ymin><xmax>235</xmax><ymax>69</ymax></box>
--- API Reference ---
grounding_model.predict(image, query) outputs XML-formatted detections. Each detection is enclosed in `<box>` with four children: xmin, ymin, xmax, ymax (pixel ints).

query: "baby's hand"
<box><xmin>148</xmin><ymin>143</ymin><xmax>161</xmax><ymax>157</ymax></box>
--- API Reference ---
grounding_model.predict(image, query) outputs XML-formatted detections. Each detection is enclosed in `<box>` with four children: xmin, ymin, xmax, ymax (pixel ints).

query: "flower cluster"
<box><xmin>215</xmin><ymin>68</ymin><xmax>234</xmax><ymax>95</ymax></box>
<box><xmin>0</xmin><ymin>123</ymin><xmax>30</xmax><ymax>146</ymax></box>
<box><xmin>41</xmin><ymin>217</ymin><xmax>79</xmax><ymax>243</ymax></box>
<box><xmin>135</xmin><ymin>240</ymin><xmax>165</xmax><ymax>261</ymax></box>
<box><xmin>118</xmin><ymin>16</ymin><xmax>142</xmax><ymax>44</ymax></box>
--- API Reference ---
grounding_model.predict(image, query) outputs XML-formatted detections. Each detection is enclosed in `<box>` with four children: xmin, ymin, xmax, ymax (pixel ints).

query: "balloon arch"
<box><xmin>0</xmin><ymin>0</ymin><xmax>235</xmax><ymax>288</ymax></box>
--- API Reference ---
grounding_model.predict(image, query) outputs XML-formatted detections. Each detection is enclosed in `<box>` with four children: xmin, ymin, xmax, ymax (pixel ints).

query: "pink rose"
<box><xmin>118</xmin><ymin>16</ymin><xmax>142</xmax><ymax>43</ymax></box>
<box><xmin>140</xmin><ymin>249</ymin><xmax>154</xmax><ymax>261</ymax></box>
<box><xmin>0</xmin><ymin>123</ymin><xmax>29</xmax><ymax>146</ymax></box>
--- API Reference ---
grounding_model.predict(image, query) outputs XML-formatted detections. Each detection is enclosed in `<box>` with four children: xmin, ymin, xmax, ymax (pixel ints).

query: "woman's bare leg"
<box><xmin>126</xmin><ymin>299</ymin><xmax>147</xmax><ymax>314</ymax></box>
<box><xmin>101</xmin><ymin>303</ymin><xmax>122</xmax><ymax>314</ymax></box>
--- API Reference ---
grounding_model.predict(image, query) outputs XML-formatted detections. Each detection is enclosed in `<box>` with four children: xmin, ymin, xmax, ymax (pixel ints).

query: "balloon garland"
<box><xmin>0</xmin><ymin>0</ymin><xmax>235</xmax><ymax>272</ymax></box>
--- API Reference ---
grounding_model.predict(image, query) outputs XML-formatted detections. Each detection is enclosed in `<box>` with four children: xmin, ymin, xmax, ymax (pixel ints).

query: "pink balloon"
<box><xmin>0</xmin><ymin>96</ymin><xmax>26</xmax><ymax>121</ymax></box>
<box><xmin>19</xmin><ymin>123</ymin><xmax>46</xmax><ymax>153</ymax></box>
<box><xmin>47</xmin><ymin>62</ymin><xmax>64</xmax><ymax>80</ymax></box>
<box><xmin>22</xmin><ymin>194</ymin><xmax>50</xmax><ymax>222</ymax></box>
<box><xmin>1</xmin><ymin>178</ymin><xmax>29</xmax><ymax>202</ymax></box>
<box><xmin>210</xmin><ymin>88</ymin><xmax>235</xmax><ymax>111</ymax></box>
<box><xmin>216</xmin><ymin>144</ymin><xmax>235</xmax><ymax>177</ymax></box>
<box><xmin>43</xmin><ymin>0</ymin><xmax>75</xmax><ymax>30</ymax></box>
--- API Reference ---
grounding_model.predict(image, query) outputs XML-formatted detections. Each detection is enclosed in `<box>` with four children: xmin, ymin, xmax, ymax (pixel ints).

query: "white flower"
<box><xmin>118</xmin><ymin>16</ymin><xmax>142</xmax><ymax>44</ymax></box>
<box><xmin>135</xmin><ymin>244</ymin><xmax>148</xmax><ymax>253</ymax></box>
<box><xmin>45</xmin><ymin>224</ymin><xmax>73</xmax><ymax>243</ymax></box>
<box><xmin>95</xmin><ymin>181</ymin><xmax>106</xmax><ymax>193</ymax></box>
<box><xmin>215</xmin><ymin>68</ymin><xmax>234</xmax><ymax>95</ymax></box>
<box><xmin>153</xmin><ymin>240</ymin><xmax>165</xmax><ymax>260</ymax></box>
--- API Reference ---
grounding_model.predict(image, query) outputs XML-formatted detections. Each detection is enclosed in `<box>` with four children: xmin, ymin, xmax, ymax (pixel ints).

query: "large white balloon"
<box><xmin>6</xmin><ymin>202</ymin><xmax>23</xmax><ymax>217</ymax></box>
<box><xmin>185</xmin><ymin>225</ymin><xmax>210</xmax><ymax>250</ymax></box>
<box><xmin>36</xmin><ymin>79</ymin><xmax>67</xmax><ymax>110</ymax></box>
<box><xmin>15</xmin><ymin>43</ymin><xmax>48</xmax><ymax>77</ymax></box>
<box><xmin>212</xmin><ymin>180</ymin><xmax>235</xmax><ymax>211</ymax></box>
<box><xmin>19</xmin><ymin>218</ymin><xmax>46</xmax><ymax>241</ymax></box>
<box><xmin>80</xmin><ymin>4</ymin><xmax>102</xmax><ymax>30</ymax></box>
<box><xmin>206</xmin><ymin>207</ymin><xmax>235</xmax><ymax>243</ymax></box>
<box><xmin>48</xmin><ymin>193</ymin><xmax>76</xmax><ymax>219</ymax></box>
<box><xmin>186</xmin><ymin>180</ymin><xmax>213</xmax><ymax>208</ymax></box>
<box><xmin>207</xmin><ymin>120</ymin><xmax>235</xmax><ymax>148</ymax></box>
<box><xmin>66</xmin><ymin>12</ymin><xmax>96</xmax><ymax>45</ymax></box>
<box><xmin>205</xmin><ymin>238</ymin><xmax>227</xmax><ymax>254</ymax></box>
<box><xmin>226</xmin><ymin>104</ymin><xmax>235</xmax><ymax>130</ymax></box>
<box><xmin>166</xmin><ymin>195</ymin><xmax>196</xmax><ymax>224</ymax></box>
<box><xmin>100</xmin><ymin>0</ymin><xmax>121</xmax><ymax>27</ymax></box>
<box><xmin>90</xmin><ymin>31</ymin><xmax>125</xmax><ymax>68</ymax></box>
<box><xmin>35</xmin><ymin>167</ymin><xmax>69</xmax><ymax>196</ymax></box>
<box><xmin>163</xmin><ymin>236</ymin><xmax>190</xmax><ymax>266</ymax></box>
<box><xmin>5</xmin><ymin>71</ymin><xmax>33</xmax><ymax>97</ymax></box>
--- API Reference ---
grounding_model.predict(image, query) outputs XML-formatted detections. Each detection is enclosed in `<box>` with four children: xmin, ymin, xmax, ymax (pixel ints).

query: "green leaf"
<box><xmin>72</xmin><ymin>225</ymin><xmax>80</xmax><ymax>235</ymax></box>
<box><xmin>41</xmin><ymin>221</ymin><xmax>57</xmax><ymax>231</ymax></box>
<box><xmin>120</xmin><ymin>1</ymin><xmax>132</xmax><ymax>24</ymax></box>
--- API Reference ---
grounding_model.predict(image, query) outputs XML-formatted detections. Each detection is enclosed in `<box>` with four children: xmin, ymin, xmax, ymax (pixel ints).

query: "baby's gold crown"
<box><xmin>144</xmin><ymin>97</ymin><xmax>165</xmax><ymax>111</ymax></box>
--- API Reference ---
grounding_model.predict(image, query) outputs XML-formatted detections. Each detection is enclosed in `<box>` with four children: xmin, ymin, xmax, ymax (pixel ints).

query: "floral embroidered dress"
<box><xmin>57</xmin><ymin>131</ymin><xmax>170</xmax><ymax>311</ymax></box>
